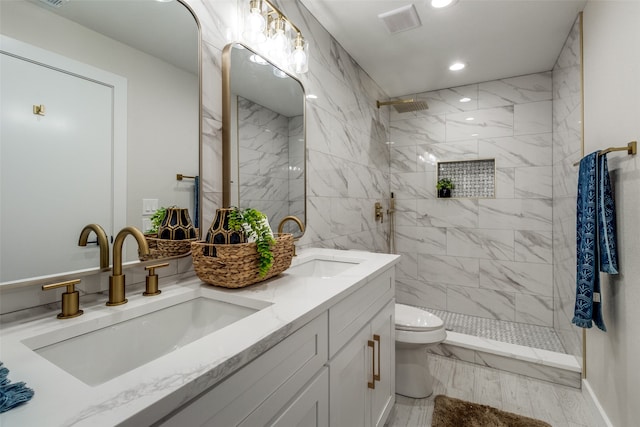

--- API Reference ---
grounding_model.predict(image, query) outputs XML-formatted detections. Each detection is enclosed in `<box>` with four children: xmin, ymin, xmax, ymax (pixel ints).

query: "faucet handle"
<box><xmin>42</xmin><ymin>279</ymin><xmax>84</xmax><ymax>319</ymax></box>
<box><xmin>143</xmin><ymin>262</ymin><xmax>169</xmax><ymax>296</ymax></box>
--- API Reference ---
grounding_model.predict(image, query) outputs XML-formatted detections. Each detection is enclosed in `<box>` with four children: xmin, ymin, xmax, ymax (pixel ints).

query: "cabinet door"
<box><xmin>370</xmin><ymin>300</ymin><xmax>395</xmax><ymax>427</ymax></box>
<box><xmin>329</xmin><ymin>326</ymin><xmax>371</xmax><ymax>427</ymax></box>
<box><xmin>160</xmin><ymin>313</ymin><xmax>327</xmax><ymax>427</ymax></box>
<box><xmin>268</xmin><ymin>368</ymin><xmax>328</xmax><ymax>427</ymax></box>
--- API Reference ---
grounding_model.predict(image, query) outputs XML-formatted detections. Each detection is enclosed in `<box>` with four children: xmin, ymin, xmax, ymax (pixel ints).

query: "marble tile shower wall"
<box><xmin>391</xmin><ymin>72</ymin><xmax>554</xmax><ymax>326</ymax></box>
<box><xmin>191</xmin><ymin>0</ymin><xmax>390</xmax><ymax>252</ymax></box>
<box><xmin>552</xmin><ymin>16</ymin><xmax>583</xmax><ymax>358</ymax></box>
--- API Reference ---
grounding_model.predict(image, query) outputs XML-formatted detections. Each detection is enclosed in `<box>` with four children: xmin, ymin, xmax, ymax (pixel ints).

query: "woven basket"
<box><xmin>191</xmin><ymin>233</ymin><xmax>294</xmax><ymax>288</ymax></box>
<box><xmin>140</xmin><ymin>234</ymin><xmax>162</xmax><ymax>261</ymax></box>
<box><xmin>156</xmin><ymin>237</ymin><xmax>198</xmax><ymax>257</ymax></box>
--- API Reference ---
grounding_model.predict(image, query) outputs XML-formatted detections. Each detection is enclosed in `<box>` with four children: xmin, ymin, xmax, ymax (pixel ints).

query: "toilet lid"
<box><xmin>395</xmin><ymin>304</ymin><xmax>444</xmax><ymax>331</ymax></box>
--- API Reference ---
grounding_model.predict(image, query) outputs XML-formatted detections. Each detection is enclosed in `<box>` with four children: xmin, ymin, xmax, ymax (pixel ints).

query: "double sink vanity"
<box><xmin>0</xmin><ymin>248</ymin><xmax>399</xmax><ymax>426</ymax></box>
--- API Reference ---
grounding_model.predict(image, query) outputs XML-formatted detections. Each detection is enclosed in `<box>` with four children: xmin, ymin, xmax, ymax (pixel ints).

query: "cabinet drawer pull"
<box><xmin>367</xmin><ymin>340</ymin><xmax>375</xmax><ymax>389</ymax></box>
<box><xmin>373</xmin><ymin>334</ymin><xmax>381</xmax><ymax>382</ymax></box>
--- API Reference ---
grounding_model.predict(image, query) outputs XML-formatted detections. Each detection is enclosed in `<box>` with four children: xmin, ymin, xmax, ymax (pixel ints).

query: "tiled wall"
<box><xmin>552</xmin><ymin>16</ymin><xmax>582</xmax><ymax>359</ymax></box>
<box><xmin>237</xmin><ymin>97</ymin><xmax>292</xmax><ymax>223</ymax></box>
<box><xmin>236</xmin><ymin>96</ymin><xmax>304</xmax><ymax>233</ymax></box>
<box><xmin>390</xmin><ymin>73</ymin><xmax>554</xmax><ymax>326</ymax></box>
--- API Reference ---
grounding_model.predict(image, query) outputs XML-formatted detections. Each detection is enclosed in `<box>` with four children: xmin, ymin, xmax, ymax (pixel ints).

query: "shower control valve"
<box><xmin>375</xmin><ymin>202</ymin><xmax>384</xmax><ymax>223</ymax></box>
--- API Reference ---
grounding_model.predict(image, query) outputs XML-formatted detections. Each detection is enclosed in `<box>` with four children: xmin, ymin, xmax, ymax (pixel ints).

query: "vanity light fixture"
<box><xmin>449</xmin><ymin>62</ymin><xmax>465</xmax><ymax>71</ymax></box>
<box><xmin>241</xmin><ymin>0</ymin><xmax>309</xmax><ymax>74</ymax></box>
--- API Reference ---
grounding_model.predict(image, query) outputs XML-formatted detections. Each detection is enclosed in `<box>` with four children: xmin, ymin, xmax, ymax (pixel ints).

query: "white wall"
<box><xmin>583</xmin><ymin>2</ymin><xmax>640</xmax><ymax>426</ymax></box>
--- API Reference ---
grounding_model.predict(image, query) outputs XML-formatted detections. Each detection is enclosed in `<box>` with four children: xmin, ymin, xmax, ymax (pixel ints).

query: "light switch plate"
<box><xmin>142</xmin><ymin>198</ymin><xmax>158</xmax><ymax>215</ymax></box>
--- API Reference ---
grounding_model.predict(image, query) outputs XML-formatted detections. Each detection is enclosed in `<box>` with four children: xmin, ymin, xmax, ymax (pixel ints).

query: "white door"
<box><xmin>1</xmin><ymin>49</ymin><xmax>113</xmax><ymax>282</ymax></box>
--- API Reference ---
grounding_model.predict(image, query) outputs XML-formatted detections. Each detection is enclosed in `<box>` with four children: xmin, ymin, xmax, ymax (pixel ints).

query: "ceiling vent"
<box><xmin>38</xmin><ymin>0</ymin><xmax>67</xmax><ymax>8</ymax></box>
<box><xmin>378</xmin><ymin>4</ymin><xmax>422</xmax><ymax>34</ymax></box>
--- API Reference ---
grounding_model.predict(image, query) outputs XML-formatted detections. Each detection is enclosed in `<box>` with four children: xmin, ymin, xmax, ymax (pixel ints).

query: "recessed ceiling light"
<box><xmin>471</xmin><ymin>133</ymin><xmax>479</xmax><ymax>137</ymax></box>
<box><xmin>431</xmin><ymin>0</ymin><xmax>457</xmax><ymax>9</ymax></box>
<box><xmin>449</xmin><ymin>62</ymin><xmax>465</xmax><ymax>71</ymax></box>
<box><xmin>465</xmin><ymin>117</ymin><xmax>474</xmax><ymax>121</ymax></box>
<box><xmin>306</xmin><ymin>94</ymin><xmax>318</xmax><ymax>99</ymax></box>
<box><xmin>459</xmin><ymin>97</ymin><xmax>471</xmax><ymax>103</ymax></box>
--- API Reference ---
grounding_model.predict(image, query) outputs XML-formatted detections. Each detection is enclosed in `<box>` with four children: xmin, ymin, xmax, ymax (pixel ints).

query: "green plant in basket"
<box><xmin>147</xmin><ymin>206</ymin><xmax>167</xmax><ymax>234</ymax></box>
<box><xmin>228</xmin><ymin>207</ymin><xmax>276</xmax><ymax>277</ymax></box>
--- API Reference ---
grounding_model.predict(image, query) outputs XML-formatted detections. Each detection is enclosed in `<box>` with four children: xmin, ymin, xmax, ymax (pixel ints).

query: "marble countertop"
<box><xmin>0</xmin><ymin>248</ymin><xmax>399</xmax><ymax>426</ymax></box>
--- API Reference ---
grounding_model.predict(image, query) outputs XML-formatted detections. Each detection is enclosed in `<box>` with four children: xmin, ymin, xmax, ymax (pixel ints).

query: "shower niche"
<box><xmin>437</xmin><ymin>159</ymin><xmax>496</xmax><ymax>199</ymax></box>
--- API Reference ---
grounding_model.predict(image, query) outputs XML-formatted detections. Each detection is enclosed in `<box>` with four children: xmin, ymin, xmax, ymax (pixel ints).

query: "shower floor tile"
<box><xmin>428</xmin><ymin>309</ymin><xmax>566</xmax><ymax>353</ymax></box>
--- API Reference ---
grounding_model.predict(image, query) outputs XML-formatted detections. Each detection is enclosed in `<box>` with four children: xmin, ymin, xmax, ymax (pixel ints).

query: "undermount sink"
<box><xmin>24</xmin><ymin>296</ymin><xmax>260</xmax><ymax>386</ymax></box>
<box><xmin>287</xmin><ymin>257</ymin><xmax>361</xmax><ymax>278</ymax></box>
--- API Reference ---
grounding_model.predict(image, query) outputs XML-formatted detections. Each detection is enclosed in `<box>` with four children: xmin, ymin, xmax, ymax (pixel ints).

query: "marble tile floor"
<box><xmin>387</xmin><ymin>355</ymin><xmax>605</xmax><ymax>427</ymax></box>
<box><xmin>429</xmin><ymin>309</ymin><xmax>566</xmax><ymax>353</ymax></box>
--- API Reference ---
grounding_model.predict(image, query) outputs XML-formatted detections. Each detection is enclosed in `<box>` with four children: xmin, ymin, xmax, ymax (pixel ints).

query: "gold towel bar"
<box><xmin>573</xmin><ymin>141</ymin><xmax>637</xmax><ymax>166</ymax></box>
<box><xmin>176</xmin><ymin>173</ymin><xmax>196</xmax><ymax>181</ymax></box>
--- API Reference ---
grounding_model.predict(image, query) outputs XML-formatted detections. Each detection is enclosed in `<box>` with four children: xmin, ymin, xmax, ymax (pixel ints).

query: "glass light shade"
<box><xmin>289</xmin><ymin>40</ymin><xmax>309</xmax><ymax>74</ymax></box>
<box><xmin>242</xmin><ymin>8</ymin><xmax>266</xmax><ymax>44</ymax></box>
<box><xmin>268</xmin><ymin>29</ymin><xmax>290</xmax><ymax>64</ymax></box>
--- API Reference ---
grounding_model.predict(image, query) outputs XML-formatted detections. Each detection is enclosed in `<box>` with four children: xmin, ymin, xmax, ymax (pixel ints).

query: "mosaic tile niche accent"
<box><xmin>437</xmin><ymin>159</ymin><xmax>496</xmax><ymax>198</ymax></box>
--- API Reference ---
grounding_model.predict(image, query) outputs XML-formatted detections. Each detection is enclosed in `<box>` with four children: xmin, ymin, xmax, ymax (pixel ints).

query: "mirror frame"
<box><xmin>0</xmin><ymin>0</ymin><xmax>202</xmax><ymax>289</ymax></box>
<box><xmin>221</xmin><ymin>42</ymin><xmax>306</xmax><ymax>236</ymax></box>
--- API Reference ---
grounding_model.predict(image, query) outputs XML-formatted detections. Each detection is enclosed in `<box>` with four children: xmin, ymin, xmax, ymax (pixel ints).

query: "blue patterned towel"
<box><xmin>573</xmin><ymin>152</ymin><xmax>619</xmax><ymax>331</ymax></box>
<box><xmin>0</xmin><ymin>362</ymin><xmax>34</xmax><ymax>413</ymax></box>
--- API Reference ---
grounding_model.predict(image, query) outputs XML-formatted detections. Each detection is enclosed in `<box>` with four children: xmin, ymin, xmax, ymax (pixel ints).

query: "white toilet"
<box><xmin>395</xmin><ymin>303</ymin><xmax>447</xmax><ymax>398</ymax></box>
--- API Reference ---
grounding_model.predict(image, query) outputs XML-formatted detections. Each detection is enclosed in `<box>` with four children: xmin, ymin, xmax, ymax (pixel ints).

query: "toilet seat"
<box><xmin>395</xmin><ymin>303</ymin><xmax>444</xmax><ymax>332</ymax></box>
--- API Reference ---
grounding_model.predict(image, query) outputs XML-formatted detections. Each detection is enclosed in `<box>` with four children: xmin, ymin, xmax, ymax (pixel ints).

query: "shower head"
<box><xmin>376</xmin><ymin>98</ymin><xmax>429</xmax><ymax>113</ymax></box>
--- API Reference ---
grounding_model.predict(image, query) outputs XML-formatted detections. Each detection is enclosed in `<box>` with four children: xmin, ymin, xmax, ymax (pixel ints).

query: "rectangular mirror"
<box><xmin>0</xmin><ymin>0</ymin><xmax>200</xmax><ymax>285</ymax></box>
<box><xmin>222</xmin><ymin>43</ymin><xmax>306</xmax><ymax>235</ymax></box>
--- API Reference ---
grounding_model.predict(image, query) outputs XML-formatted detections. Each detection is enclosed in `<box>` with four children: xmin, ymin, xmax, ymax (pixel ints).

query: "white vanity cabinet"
<box><xmin>155</xmin><ymin>265</ymin><xmax>396</xmax><ymax>427</ymax></box>
<box><xmin>328</xmin><ymin>269</ymin><xmax>395</xmax><ymax>427</ymax></box>
<box><xmin>157</xmin><ymin>312</ymin><xmax>329</xmax><ymax>427</ymax></box>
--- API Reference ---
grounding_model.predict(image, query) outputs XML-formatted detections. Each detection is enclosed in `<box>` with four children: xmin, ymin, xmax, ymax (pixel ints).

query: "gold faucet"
<box><xmin>78</xmin><ymin>224</ymin><xmax>110</xmax><ymax>270</ymax></box>
<box><xmin>277</xmin><ymin>216</ymin><xmax>305</xmax><ymax>256</ymax></box>
<box><xmin>108</xmin><ymin>226</ymin><xmax>150</xmax><ymax>306</ymax></box>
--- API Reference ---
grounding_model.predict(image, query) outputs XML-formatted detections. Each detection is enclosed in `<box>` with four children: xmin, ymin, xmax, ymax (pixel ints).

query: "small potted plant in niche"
<box><xmin>437</xmin><ymin>178</ymin><xmax>454</xmax><ymax>198</ymax></box>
